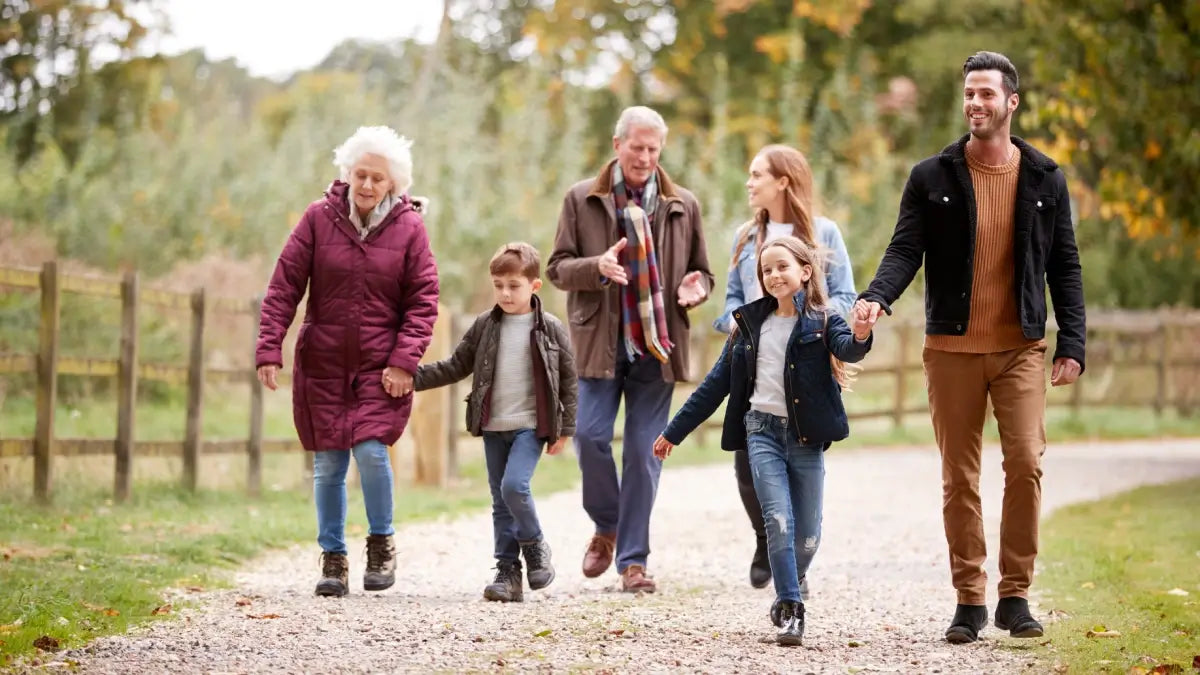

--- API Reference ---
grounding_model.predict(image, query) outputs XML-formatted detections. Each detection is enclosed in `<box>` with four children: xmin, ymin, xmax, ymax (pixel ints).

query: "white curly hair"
<box><xmin>332</xmin><ymin>126</ymin><xmax>414</xmax><ymax>195</ymax></box>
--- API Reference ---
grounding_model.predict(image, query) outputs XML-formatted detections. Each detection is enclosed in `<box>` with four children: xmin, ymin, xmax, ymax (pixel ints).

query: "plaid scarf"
<box><xmin>612</xmin><ymin>164</ymin><xmax>673</xmax><ymax>362</ymax></box>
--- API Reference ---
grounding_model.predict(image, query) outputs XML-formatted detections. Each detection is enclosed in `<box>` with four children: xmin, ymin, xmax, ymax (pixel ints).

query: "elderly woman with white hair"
<box><xmin>255</xmin><ymin>126</ymin><xmax>439</xmax><ymax>597</ymax></box>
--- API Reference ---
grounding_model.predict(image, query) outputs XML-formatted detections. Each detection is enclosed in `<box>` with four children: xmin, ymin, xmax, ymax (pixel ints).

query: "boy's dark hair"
<box><xmin>489</xmin><ymin>242</ymin><xmax>541</xmax><ymax>280</ymax></box>
<box><xmin>963</xmin><ymin>51</ymin><xmax>1019</xmax><ymax>96</ymax></box>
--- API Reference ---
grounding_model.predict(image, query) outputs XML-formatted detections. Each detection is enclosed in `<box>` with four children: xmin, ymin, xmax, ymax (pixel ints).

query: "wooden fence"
<box><xmin>3</xmin><ymin>260</ymin><xmax>1199</xmax><ymax>503</ymax></box>
<box><xmin>0</xmin><ymin>261</ymin><xmax>453</xmax><ymax>503</ymax></box>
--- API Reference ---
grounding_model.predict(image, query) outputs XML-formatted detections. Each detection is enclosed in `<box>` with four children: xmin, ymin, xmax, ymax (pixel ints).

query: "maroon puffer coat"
<box><xmin>256</xmin><ymin>181</ymin><xmax>439</xmax><ymax>451</ymax></box>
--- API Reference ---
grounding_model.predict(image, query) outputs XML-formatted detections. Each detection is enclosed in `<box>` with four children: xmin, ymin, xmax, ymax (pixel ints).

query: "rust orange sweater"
<box><xmin>926</xmin><ymin>145</ymin><xmax>1037</xmax><ymax>353</ymax></box>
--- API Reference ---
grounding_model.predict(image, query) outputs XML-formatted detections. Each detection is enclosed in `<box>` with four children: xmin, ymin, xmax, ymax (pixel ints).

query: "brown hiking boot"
<box><xmin>582</xmin><ymin>532</ymin><xmax>616</xmax><ymax>578</ymax></box>
<box><xmin>363</xmin><ymin>534</ymin><xmax>396</xmax><ymax>591</ymax></box>
<box><xmin>316</xmin><ymin>552</ymin><xmax>349</xmax><ymax>597</ymax></box>
<box><xmin>620</xmin><ymin>564</ymin><xmax>657</xmax><ymax>593</ymax></box>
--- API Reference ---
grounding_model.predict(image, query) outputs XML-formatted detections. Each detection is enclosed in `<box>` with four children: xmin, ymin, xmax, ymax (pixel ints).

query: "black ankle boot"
<box><xmin>945</xmin><ymin>604</ymin><xmax>989</xmax><ymax>644</ymax></box>
<box><xmin>750</xmin><ymin>537</ymin><xmax>771</xmax><ymax>589</ymax></box>
<box><xmin>776</xmin><ymin>601</ymin><xmax>805</xmax><ymax>646</ymax></box>
<box><xmin>994</xmin><ymin>597</ymin><xmax>1044</xmax><ymax>638</ymax></box>
<box><xmin>483</xmin><ymin>559</ymin><xmax>524</xmax><ymax>602</ymax></box>
<box><xmin>520</xmin><ymin>538</ymin><xmax>555</xmax><ymax>591</ymax></box>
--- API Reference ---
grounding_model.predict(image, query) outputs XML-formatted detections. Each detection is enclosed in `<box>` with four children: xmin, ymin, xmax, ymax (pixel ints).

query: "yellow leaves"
<box><xmin>1098</xmin><ymin>170</ymin><xmax>1177</xmax><ymax>240</ymax></box>
<box><xmin>1144</xmin><ymin>140</ymin><xmax>1162</xmax><ymax>160</ymax></box>
<box><xmin>753</xmin><ymin>34</ymin><xmax>792</xmax><ymax>64</ymax></box>
<box><xmin>792</xmin><ymin>0</ymin><xmax>871</xmax><ymax>37</ymax></box>
<box><xmin>715</xmin><ymin>0</ymin><xmax>760</xmax><ymax>16</ymax></box>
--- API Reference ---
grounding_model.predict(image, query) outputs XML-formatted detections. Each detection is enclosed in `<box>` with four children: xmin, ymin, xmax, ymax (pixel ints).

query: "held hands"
<box><xmin>1050</xmin><ymin>358</ymin><xmax>1081</xmax><ymax>387</ymax></box>
<box><xmin>851</xmin><ymin>309</ymin><xmax>873</xmax><ymax>341</ymax></box>
<box><xmin>256</xmin><ymin>365</ymin><xmax>279</xmax><ymax>391</ymax></box>
<box><xmin>853</xmin><ymin>299</ymin><xmax>885</xmax><ymax>330</ymax></box>
<box><xmin>598</xmin><ymin>238</ymin><xmax>629</xmax><ymax>285</ymax></box>
<box><xmin>652</xmin><ymin>434</ymin><xmax>674</xmax><ymax>460</ymax></box>
<box><xmin>382</xmin><ymin>366</ymin><xmax>414</xmax><ymax>398</ymax></box>
<box><xmin>547</xmin><ymin>438</ymin><xmax>568</xmax><ymax>455</ymax></box>
<box><xmin>677</xmin><ymin>271</ymin><xmax>707</xmax><ymax>308</ymax></box>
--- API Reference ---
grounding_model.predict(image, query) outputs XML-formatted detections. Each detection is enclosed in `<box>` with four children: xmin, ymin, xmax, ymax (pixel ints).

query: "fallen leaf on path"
<box><xmin>247</xmin><ymin>613</ymin><xmax>283</xmax><ymax>619</ymax></box>
<box><xmin>185</xmin><ymin>586</ymin><xmax>205</xmax><ymax>593</ymax></box>
<box><xmin>1165</xmin><ymin>588</ymin><xmax>1188</xmax><ymax>596</ymax></box>
<box><xmin>533</xmin><ymin>629</ymin><xmax>552</xmax><ymax>637</ymax></box>
<box><xmin>151</xmin><ymin>604</ymin><xmax>172</xmax><ymax>615</ymax></box>
<box><xmin>1086</xmin><ymin>629</ymin><xmax>1121</xmax><ymax>638</ymax></box>
<box><xmin>32</xmin><ymin>635</ymin><xmax>60</xmax><ymax>652</ymax></box>
<box><xmin>848</xmin><ymin>640</ymin><xmax>863</xmax><ymax>647</ymax></box>
<box><xmin>234</xmin><ymin>597</ymin><xmax>252</xmax><ymax>607</ymax></box>
<box><xmin>608</xmin><ymin>629</ymin><xmax>624</xmax><ymax>636</ymax></box>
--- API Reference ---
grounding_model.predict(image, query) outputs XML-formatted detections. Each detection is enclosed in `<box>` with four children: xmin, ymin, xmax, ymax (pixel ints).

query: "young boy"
<box><xmin>415</xmin><ymin>242</ymin><xmax>578</xmax><ymax>602</ymax></box>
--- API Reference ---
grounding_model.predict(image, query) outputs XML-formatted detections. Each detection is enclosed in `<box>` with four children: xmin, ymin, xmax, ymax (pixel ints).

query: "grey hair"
<box><xmin>332</xmin><ymin>126</ymin><xmax>414</xmax><ymax>194</ymax></box>
<box><xmin>614</xmin><ymin>106</ymin><xmax>668</xmax><ymax>143</ymax></box>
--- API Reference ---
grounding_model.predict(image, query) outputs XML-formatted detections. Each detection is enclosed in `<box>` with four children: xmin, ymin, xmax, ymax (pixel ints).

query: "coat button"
<box><xmin>1037</xmin><ymin>200</ymin><xmax>1043</xmax><ymax>207</ymax></box>
<box><xmin>793</xmin><ymin>398</ymin><xmax>799</xmax><ymax>404</ymax></box>
<box><xmin>961</xmin><ymin>292</ymin><xmax>966</xmax><ymax>299</ymax></box>
<box><xmin>942</xmin><ymin>196</ymin><xmax>949</xmax><ymax>203</ymax></box>
<box><xmin>789</xmin><ymin>363</ymin><xmax>794</xmax><ymax>369</ymax></box>
<box><xmin>801</xmin><ymin>436</ymin><xmax>808</xmax><ymax>443</ymax></box>
<box><xmin>956</xmin><ymin>324</ymin><xmax>963</xmax><ymax>331</ymax></box>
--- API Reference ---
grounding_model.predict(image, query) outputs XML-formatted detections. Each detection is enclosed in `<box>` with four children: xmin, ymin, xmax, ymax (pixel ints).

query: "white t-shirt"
<box><xmin>749</xmin><ymin>311</ymin><xmax>798</xmax><ymax>419</ymax></box>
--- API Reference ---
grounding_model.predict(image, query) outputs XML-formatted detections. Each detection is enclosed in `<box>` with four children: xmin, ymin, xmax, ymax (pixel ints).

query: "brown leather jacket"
<box><xmin>414</xmin><ymin>294</ymin><xmax>577</xmax><ymax>441</ymax></box>
<box><xmin>547</xmin><ymin>158</ymin><xmax>714</xmax><ymax>383</ymax></box>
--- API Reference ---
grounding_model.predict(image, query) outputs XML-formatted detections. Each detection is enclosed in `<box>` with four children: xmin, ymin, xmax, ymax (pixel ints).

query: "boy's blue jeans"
<box><xmin>482</xmin><ymin>428</ymin><xmax>545</xmax><ymax>561</ymax></box>
<box><xmin>313</xmin><ymin>439</ymin><xmax>395</xmax><ymax>555</ymax></box>
<box><xmin>744</xmin><ymin>410</ymin><xmax>825</xmax><ymax>603</ymax></box>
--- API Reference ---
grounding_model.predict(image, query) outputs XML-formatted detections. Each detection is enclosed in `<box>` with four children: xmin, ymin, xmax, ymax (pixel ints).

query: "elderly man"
<box><xmin>548</xmin><ymin>106</ymin><xmax>714</xmax><ymax>592</ymax></box>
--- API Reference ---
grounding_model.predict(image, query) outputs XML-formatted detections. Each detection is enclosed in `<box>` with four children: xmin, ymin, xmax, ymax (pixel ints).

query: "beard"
<box><xmin>968</xmin><ymin>106</ymin><xmax>1012</xmax><ymax>141</ymax></box>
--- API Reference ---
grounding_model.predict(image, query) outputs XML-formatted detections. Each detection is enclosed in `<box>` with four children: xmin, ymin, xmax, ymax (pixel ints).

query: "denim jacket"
<box><xmin>664</xmin><ymin>292</ymin><xmax>872</xmax><ymax>451</ymax></box>
<box><xmin>714</xmin><ymin>216</ymin><xmax>856</xmax><ymax>333</ymax></box>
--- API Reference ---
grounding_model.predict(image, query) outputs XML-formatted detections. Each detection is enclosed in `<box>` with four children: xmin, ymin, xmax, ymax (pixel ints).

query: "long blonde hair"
<box><xmin>730</xmin><ymin>144</ymin><xmax>819</xmax><ymax>271</ymax></box>
<box><xmin>758</xmin><ymin>236</ymin><xmax>857</xmax><ymax>389</ymax></box>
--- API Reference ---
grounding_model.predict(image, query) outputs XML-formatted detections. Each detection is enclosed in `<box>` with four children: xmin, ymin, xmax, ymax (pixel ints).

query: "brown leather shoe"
<box><xmin>620</xmin><ymin>564</ymin><xmax>657</xmax><ymax>593</ymax></box>
<box><xmin>582</xmin><ymin>532</ymin><xmax>616</xmax><ymax>578</ymax></box>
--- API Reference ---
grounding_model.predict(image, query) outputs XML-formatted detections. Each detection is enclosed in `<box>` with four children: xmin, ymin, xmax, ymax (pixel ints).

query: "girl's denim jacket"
<box><xmin>664</xmin><ymin>292</ymin><xmax>871</xmax><ymax>451</ymax></box>
<box><xmin>714</xmin><ymin>216</ymin><xmax>856</xmax><ymax>333</ymax></box>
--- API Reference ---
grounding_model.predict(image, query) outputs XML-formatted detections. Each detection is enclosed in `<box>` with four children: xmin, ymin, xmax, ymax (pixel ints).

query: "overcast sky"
<box><xmin>148</xmin><ymin>1</ymin><xmax>445</xmax><ymax>79</ymax></box>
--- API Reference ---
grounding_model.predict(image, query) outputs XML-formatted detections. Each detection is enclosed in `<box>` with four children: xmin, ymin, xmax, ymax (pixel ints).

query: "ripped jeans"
<box><xmin>744</xmin><ymin>409</ymin><xmax>825</xmax><ymax>603</ymax></box>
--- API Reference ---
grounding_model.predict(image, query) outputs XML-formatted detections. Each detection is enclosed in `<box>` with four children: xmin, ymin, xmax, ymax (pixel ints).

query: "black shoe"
<box><xmin>945</xmin><ymin>604</ymin><xmax>988</xmax><ymax>644</ymax></box>
<box><xmin>775</xmin><ymin>601</ymin><xmax>805</xmax><ymax>646</ymax></box>
<box><xmin>483</xmin><ymin>559</ymin><xmax>524</xmax><ymax>602</ymax></box>
<box><xmin>315</xmin><ymin>552</ymin><xmax>349</xmax><ymax>597</ymax></box>
<box><xmin>363</xmin><ymin>534</ymin><xmax>396</xmax><ymax>591</ymax></box>
<box><xmin>520</xmin><ymin>538</ymin><xmax>556</xmax><ymax>591</ymax></box>
<box><xmin>750</xmin><ymin>537</ymin><xmax>771</xmax><ymax>589</ymax></box>
<box><xmin>994</xmin><ymin>597</ymin><xmax>1044</xmax><ymax>638</ymax></box>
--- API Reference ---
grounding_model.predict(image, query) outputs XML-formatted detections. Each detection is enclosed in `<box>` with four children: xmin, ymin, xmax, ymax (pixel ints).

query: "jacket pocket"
<box><xmin>569</xmin><ymin>291</ymin><xmax>603</xmax><ymax>326</ymax></box>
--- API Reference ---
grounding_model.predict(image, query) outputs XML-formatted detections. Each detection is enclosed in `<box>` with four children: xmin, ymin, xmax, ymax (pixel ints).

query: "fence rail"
<box><xmin>0</xmin><ymin>261</ymin><xmax>451</xmax><ymax>503</ymax></box>
<box><xmin>3</xmin><ymin>260</ymin><xmax>1199</xmax><ymax>502</ymax></box>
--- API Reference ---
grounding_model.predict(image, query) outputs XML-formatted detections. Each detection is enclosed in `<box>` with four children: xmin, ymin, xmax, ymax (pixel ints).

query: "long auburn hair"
<box><xmin>730</xmin><ymin>144</ymin><xmax>820</xmax><ymax>271</ymax></box>
<box><xmin>756</xmin><ymin>236</ymin><xmax>857</xmax><ymax>389</ymax></box>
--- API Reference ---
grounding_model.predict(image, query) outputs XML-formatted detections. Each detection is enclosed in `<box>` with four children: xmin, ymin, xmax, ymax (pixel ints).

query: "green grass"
<box><xmin>1020</xmin><ymin>478</ymin><xmax>1200</xmax><ymax>673</ymax></box>
<box><xmin>0</xmin><ymin>439</ymin><xmax>726</xmax><ymax>666</ymax></box>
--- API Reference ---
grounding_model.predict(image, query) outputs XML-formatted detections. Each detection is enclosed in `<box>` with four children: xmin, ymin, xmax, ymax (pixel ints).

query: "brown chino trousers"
<box><xmin>923</xmin><ymin>341</ymin><xmax>1047</xmax><ymax>606</ymax></box>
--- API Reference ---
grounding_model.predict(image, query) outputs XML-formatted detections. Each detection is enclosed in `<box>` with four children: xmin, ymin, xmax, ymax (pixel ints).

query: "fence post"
<box><xmin>114</xmin><ymin>270</ymin><xmax>139</xmax><ymax>503</ymax></box>
<box><xmin>1154</xmin><ymin>318</ymin><xmax>1169</xmax><ymax>416</ymax></box>
<box><xmin>892</xmin><ymin>322</ymin><xmax>910</xmax><ymax>429</ymax></box>
<box><xmin>182</xmin><ymin>288</ymin><xmax>206</xmax><ymax>491</ymax></box>
<box><xmin>411</xmin><ymin>303</ymin><xmax>450</xmax><ymax>487</ymax></box>
<box><xmin>34</xmin><ymin>260</ymin><xmax>61</xmax><ymax>503</ymax></box>
<box><xmin>247</xmin><ymin>297</ymin><xmax>264</xmax><ymax>497</ymax></box>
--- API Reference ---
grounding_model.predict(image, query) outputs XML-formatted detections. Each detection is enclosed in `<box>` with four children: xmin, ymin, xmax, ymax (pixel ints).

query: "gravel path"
<box><xmin>45</xmin><ymin>439</ymin><xmax>1200</xmax><ymax>674</ymax></box>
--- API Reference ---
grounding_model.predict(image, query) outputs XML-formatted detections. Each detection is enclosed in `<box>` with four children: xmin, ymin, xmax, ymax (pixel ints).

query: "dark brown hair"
<box><xmin>963</xmin><ymin>51</ymin><xmax>1019</xmax><ymax>96</ymax></box>
<box><xmin>489</xmin><ymin>242</ymin><xmax>541</xmax><ymax>279</ymax></box>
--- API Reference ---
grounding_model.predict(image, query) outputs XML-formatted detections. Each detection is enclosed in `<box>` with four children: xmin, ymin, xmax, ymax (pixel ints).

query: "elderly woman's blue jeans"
<box><xmin>313</xmin><ymin>439</ymin><xmax>395</xmax><ymax>555</ymax></box>
<box><xmin>744</xmin><ymin>410</ymin><xmax>825</xmax><ymax>603</ymax></box>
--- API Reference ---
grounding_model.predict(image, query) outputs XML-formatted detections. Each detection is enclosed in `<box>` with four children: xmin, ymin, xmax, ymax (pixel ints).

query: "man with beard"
<box><xmin>853</xmin><ymin>52</ymin><xmax>1086</xmax><ymax>644</ymax></box>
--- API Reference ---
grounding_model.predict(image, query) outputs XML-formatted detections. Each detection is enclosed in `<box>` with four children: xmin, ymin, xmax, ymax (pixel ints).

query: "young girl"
<box><xmin>653</xmin><ymin>236</ymin><xmax>874</xmax><ymax>646</ymax></box>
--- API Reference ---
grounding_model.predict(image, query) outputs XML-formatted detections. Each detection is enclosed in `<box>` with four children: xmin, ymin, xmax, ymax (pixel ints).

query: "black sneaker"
<box><xmin>520</xmin><ymin>538</ymin><xmax>556</xmax><ymax>591</ymax></box>
<box><xmin>994</xmin><ymin>597</ymin><xmax>1044</xmax><ymax>638</ymax></box>
<box><xmin>776</xmin><ymin>601</ymin><xmax>805</xmax><ymax>646</ymax></box>
<box><xmin>750</xmin><ymin>537</ymin><xmax>771</xmax><ymax>589</ymax></box>
<box><xmin>363</xmin><ymin>534</ymin><xmax>396</xmax><ymax>591</ymax></box>
<box><xmin>483</xmin><ymin>559</ymin><xmax>524</xmax><ymax>602</ymax></box>
<box><xmin>315</xmin><ymin>552</ymin><xmax>349</xmax><ymax>597</ymax></box>
<box><xmin>945</xmin><ymin>604</ymin><xmax>988</xmax><ymax>644</ymax></box>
